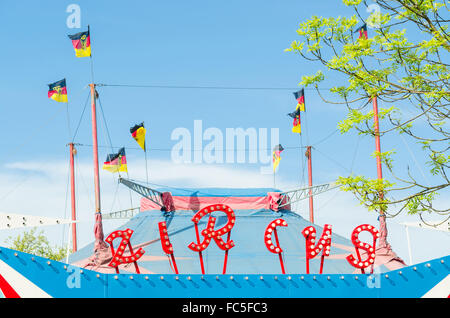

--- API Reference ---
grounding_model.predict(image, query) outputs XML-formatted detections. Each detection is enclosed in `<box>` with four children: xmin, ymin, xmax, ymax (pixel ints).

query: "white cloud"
<box><xmin>126</xmin><ymin>159</ymin><xmax>300</xmax><ymax>189</ymax></box>
<box><xmin>0</xmin><ymin>158</ymin><xmax>299</xmax><ymax>249</ymax></box>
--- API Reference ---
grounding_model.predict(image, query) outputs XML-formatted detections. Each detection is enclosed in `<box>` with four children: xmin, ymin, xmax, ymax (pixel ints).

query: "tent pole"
<box><xmin>405</xmin><ymin>225</ymin><xmax>413</xmax><ymax>265</ymax></box>
<box><xmin>89</xmin><ymin>83</ymin><xmax>106</xmax><ymax>252</ymax></box>
<box><xmin>372</xmin><ymin>96</ymin><xmax>389</xmax><ymax>248</ymax></box>
<box><xmin>305</xmin><ymin>146</ymin><xmax>314</xmax><ymax>223</ymax></box>
<box><xmin>69</xmin><ymin>143</ymin><xmax>77</xmax><ymax>252</ymax></box>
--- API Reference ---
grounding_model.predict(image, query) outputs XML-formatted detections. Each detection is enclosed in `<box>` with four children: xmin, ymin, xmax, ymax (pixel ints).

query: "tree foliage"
<box><xmin>6</xmin><ymin>228</ymin><xmax>69</xmax><ymax>261</ymax></box>
<box><xmin>286</xmin><ymin>0</ymin><xmax>449</xmax><ymax>224</ymax></box>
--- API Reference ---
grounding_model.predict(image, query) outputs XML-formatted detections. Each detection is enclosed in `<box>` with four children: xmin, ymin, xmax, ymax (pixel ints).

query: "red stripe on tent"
<box><xmin>141</xmin><ymin>195</ymin><xmax>273</xmax><ymax>211</ymax></box>
<box><xmin>0</xmin><ymin>273</ymin><xmax>20</xmax><ymax>298</ymax></box>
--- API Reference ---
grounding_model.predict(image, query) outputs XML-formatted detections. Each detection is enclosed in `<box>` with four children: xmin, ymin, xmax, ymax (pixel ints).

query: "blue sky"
<box><xmin>0</xmin><ymin>0</ymin><xmax>383</xmax><ymax>184</ymax></box>
<box><xmin>0</xmin><ymin>1</ymin><xmax>448</xmax><ymax>263</ymax></box>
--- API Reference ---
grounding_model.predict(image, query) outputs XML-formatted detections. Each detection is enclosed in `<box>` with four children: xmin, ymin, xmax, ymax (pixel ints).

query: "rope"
<box><xmin>97</xmin><ymin>96</ymin><xmax>114</xmax><ymax>152</ymax></box>
<box><xmin>75</xmin><ymin>151</ymin><xmax>94</xmax><ymax>209</ymax></box>
<box><xmin>71</xmin><ymin>91</ymin><xmax>91</xmax><ymax>142</ymax></box>
<box><xmin>309</xmin><ymin>134</ymin><xmax>361</xmax><ymax>215</ymax></box>
<box><xmin>97</xmin><ymin>94</ymin><xmax>135</xmax><ymax>210</ymax></box>
<box><xmin>108</xmin><ymin>181</ymin><xmax>121</xmax><ymax>215</ymax></box>
<box><xmin>311</xmin><ymin>129</ymin><xmax>340</xmax><ymax>147</ymax></box>
<box><xmin>399</xmin><ymin>133</ymin><xmax>431</xmax><ymax>186</ymax></box>
<box><xmin>143</xmin><ymin>124</ymin><xmax>149</xmax><ymax>183</ymax></box>
<box><xmin>7</xmin><ymin>105</ymin><xmax>65</xmax><ymax>158</ymax></box>
<box><xmin>350</xmin><ymin>134</ymin><xmax>362</xmax><ymax>174</ymax></box>
<box><xmin>88</xmin><ymin>25</ymin><xmax>95</xmax><ymax>84</ymax></box>
<box><xmin>304</xmin><ymin>111</ymin><xmax>311</xmax><ymax>148</ymax></box>
<box><xmin>78</xmin><ymin>144</ymin><xmax>306</xmax><ymax>152</ymax></box>
<box><xmin>144</xmin><ymin>142</ymin><xmax>149</xmax><ymax>183</ymax></box>
<box><xmin>65</xmin><ymin>102</ymin><xmax>72</xmax><ymax>140</ymax></box>
<box><xmin>75</xmin><ymin>143</ymin><xmax>309</xmax><ymax>152</ymax></box>
<box><xmin>61</xmin><ymin>156</ymin><xmax>71</xmax><ymax>250</ymax></box>
<box><xmin>0</xmin><ymin>175</ymin><xmax>32</xmax><ymax>203</ymax></box>
<box><xmin>90</xmin><ymin>57</ymin><xmax>95</xmax><ymax>85</ymax></box>
<box><xmin>313</xmin><ymin>146</ymin><xmax>352</xmax><ymax>174</ymax></box>
<box><xmin>98</xmin><ymin>98</ymin><xmax>124</xmax><ymax>208</ymax></box>
<box><xmin>97</xmin><ymin>83</ymin><xmax>332</xmax><ymax>91</ymax></box>
<box><xmin>0</xmin><ymin>101</ymin><xmax>76</xmax><ymax>203</ymax></box>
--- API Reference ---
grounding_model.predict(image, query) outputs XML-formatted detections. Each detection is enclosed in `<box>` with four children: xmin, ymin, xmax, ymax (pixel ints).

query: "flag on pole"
<box><xmin>293</xmin><ymin>88</ymin><xmax>305</xmax><ymax>112</ymax></box>
<box><xmin>103</xmin><ymin>147</ymin><xmax>128</xmax><ymax>173</ymax></box>
<box><xmin>130</xmin><ymin>122</ymin><xmax>146</xmax><ymax>151</ymax></box>
<box><xmin>287</xmin><ymin>109</ymin><xmax>301</xmax><ymax>134</ymax></box>
<box><xmin>272</xmin><ymin>144</ymin><xmax>284</xmax><ymax>172</ymax></box>
<box><xmin>355</xmin><ymin>23</ymin><xmax>368</xmax><ymax>39</ymax></box>
<box><xmin>68</xmin><ymin>29</ymin><xmax>91</xmax><ymax>57</ymax></box>
<box><xmin>48</xmin><ymin>79</ymin><xmax>68</xmax><ymax>103</ymax></box>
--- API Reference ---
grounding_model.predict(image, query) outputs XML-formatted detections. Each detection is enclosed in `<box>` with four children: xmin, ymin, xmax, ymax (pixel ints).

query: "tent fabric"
<box><xmin>140</xmin><ymin>196</ymin><xmax>272</xmax><ymax>212</ymax></box>
<box><xmin>267</xmin><ymin>192</ymin><xmax>291</xmax><ymax>211</ymax></box>
<box><xmin>375</xmin><ymin>214</ymin><xmax>406</xmax><ymax>269</ymax></box>
<box><xmin>140</xmin><ymin>187</ymin><xmax>282</xmax><ymax>212</ymax></box>
<box><xmin>161</xmin><ymin>192</ymin><xmax>175</xmax><ymax>212</ymax></box>
<box><xmin>148</xmin><ymin>187</ymin><xmax>281</xmax><ymax>197</ymax></box>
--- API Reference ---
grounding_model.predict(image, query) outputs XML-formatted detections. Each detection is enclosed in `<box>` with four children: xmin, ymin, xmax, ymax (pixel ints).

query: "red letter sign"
<box><xmin>188</xmin><ymin>204</ymin><xmax>236</xmax><ymax>274</ymax></box>
<box><xmin>105</xmin><ymin>228</ymin><xmax>145</xmax><ymax>274</ymax></box>
<box><xmin>264</xmin><ymin>218</ymin><xmax>288</xmax><ymax>274</ymax></box>
<box><xmin>188</xmin><ymin>204</ymin><xmax>236</xmax><ymax>252</ymax></box>
<box><xmin>302</xmin><ymin>225</ymin><xmax>332</xmax><ymax>274</ymax></box>
<box><xmin>346</xmin><ymin>224</ymin><xmax>380</xmax><ymax>273</ymax></box>
<box><xmin>158</xmin><ymin>221</ymin><xmax>179</xmax><ymax>274</ymax></box>
<box><xmin>159</xmin><ymin>221</ymin><xmax>174</xmax><ymax>254</ymax></box>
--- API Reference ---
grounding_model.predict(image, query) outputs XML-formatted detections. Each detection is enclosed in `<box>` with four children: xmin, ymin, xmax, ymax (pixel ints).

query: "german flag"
<box><xmin>355</xmin><ymin>23</ymin><xmax>368</xmax><ymax>40</ymax></box>
<box><xmin>272</xmin><ymin>144</ymin><xmax>284</xmax><ymax>172</ymax></box>
<box><xmin>48</xmin><ymin>79</ymin><xmax>68</xmax><ymax>103</ymax></box>
<box><xmin>287</xmin><ymin>109</ymin><xmax>301</xmax><ymax>134</ymax></box>
<box><xmin>293</xmin><ymin>88</ymin><xmax>305</xmax><ymax>112</ymax></box>
<box><xmin>130</xmin><ymin>123</ymin><xmax>146</xmax><ymax>151</ymax></box>
<box><xmin>103</xmin><ymin>148</ymin><xmax>128</xmax><ymax>173</ymax></box>
<box><xmin>68</xmin><ymin>29</ymin><xmax>91</xmax><ymax>58</ymax></box>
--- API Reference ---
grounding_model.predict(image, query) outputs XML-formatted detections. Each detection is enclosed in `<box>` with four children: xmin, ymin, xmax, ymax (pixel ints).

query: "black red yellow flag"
<box><xmin>272</xmin><ymin>144</ymin><xmax>284</xmax><ymax>172</ymax></box>
<box><xmin>287</xmin><ymin>109</ymin><xmax>301</xmax><ymax>134</ymax></box>
<box><xmin>103</xmin><ymin>147</ymin><xmax>128</xmax><ymax>173</ymax></box>
<box><xmin>293</xmin><ymin>88</ymin><xmax>305</xmax><ymax>112</ymax></box>
<box><xmin>355</xmin><ymin>23</ymin><xmax>368</xmax><ymax>39</ymax></box>
<box><xmin>130</xmin><ymin>123</ymin><xmax>146</xmax><ymax>151</ymax></box>
<box><xmin>48</xmin><ymin>79</ymin><xmax>68</xmax><ymax>103</ymax></box>
<box><xmin>68</xmin><ymin>29</ymin><xmax>91</xmax><ymax>57</ymax></box>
